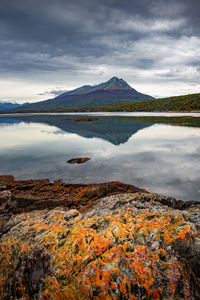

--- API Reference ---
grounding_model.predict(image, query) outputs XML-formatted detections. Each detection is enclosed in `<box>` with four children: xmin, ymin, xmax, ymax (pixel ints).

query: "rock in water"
<box><xmin>63</xmin><ymin>117</ymin><xmax>100</xmax><ymax>122</ymax></box>
<box><xmin>67</xmin><ymin>157</ymin><xmax>90</xmax><ymax>164</ymax></box>
<box><xmin>0</xmin><ymin>191</ymin><xmax>200</xmax><ymax>299</ymax></box>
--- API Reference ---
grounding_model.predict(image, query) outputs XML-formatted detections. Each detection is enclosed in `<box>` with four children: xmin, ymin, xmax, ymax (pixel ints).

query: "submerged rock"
<box><xmin>63</xmin><ymin>117</ymin><xmax>100</xmax><ymax>122</ymax></box>
<box><xmin>67</xmin><ymin>157</ymin><xmax>91</xmax><ymax>164</ymax></box>
<box><xmin>0</xmin><ymin>189</ymin><xmax>200</xmax><ymax>299</ymax></box>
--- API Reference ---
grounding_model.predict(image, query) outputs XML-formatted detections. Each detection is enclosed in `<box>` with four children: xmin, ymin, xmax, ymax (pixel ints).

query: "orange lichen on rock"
<box><xmin>0</xmin><ymin>193</ymin><xmax>200</xmax><ymax>299</ymax></box>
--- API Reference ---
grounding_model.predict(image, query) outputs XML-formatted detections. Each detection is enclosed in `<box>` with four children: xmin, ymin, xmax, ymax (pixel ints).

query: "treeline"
<box><xmin>57</xmin><ymin>93</ymin><xmax>200</xmax><ymax>112</ymax></box>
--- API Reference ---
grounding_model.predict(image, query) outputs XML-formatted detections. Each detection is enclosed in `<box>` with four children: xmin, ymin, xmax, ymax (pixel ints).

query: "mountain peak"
<box><xmin>57</xmin><ymin>77</ymin><xmax>132</xmax><ymax>98</ymax></box>
<box><xmin>104</xmin><ymin>77</ymin><xmax>132</xmax><ymax>90</ymax></box>
<box><xmin>109</xmin><ymin>76</ymin><xmax>120</xmax><ymax>81</ymax></box>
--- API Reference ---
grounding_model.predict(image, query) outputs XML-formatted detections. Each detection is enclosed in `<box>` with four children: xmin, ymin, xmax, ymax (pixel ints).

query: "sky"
<box><xmin>0</xmin><ymin>0</ymin><xmax>200</xmax><ymax>103</ymax></box>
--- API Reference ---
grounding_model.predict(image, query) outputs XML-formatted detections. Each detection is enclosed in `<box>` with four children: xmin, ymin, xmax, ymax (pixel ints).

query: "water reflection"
<box><xmin>0</xmin><ymin>115</ymin><xmax>153</xmax><ymax>145</ymax></box>
<box><xmin>0</xmin><ymin>114</ymin><xmax>200</xmax><ymax>145</ymax></box>
<box><xmin>0</xmin><ymin>114</ymin><xmax>200</xmax><ymax>201</ymax></box>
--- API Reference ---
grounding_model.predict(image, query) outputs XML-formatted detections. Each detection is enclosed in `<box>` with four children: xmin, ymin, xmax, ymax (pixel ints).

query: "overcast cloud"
<box><xmin>0</xmin><ymin>0</ymin><xmax>200</xmax><ymax>102</ymax></box>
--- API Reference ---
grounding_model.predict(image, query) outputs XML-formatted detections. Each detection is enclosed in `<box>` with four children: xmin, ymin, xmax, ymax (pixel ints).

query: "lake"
<box><xmin>0</xmin><ymin>112</ymin><xmax>200</xmax><ymax>201</ymax></box>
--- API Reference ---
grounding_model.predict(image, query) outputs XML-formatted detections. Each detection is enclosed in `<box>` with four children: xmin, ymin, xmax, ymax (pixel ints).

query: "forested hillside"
<box><xmin>60</xmin><ymin>93</ymin><xmax>200</xmax><ymax>112</ymax></box>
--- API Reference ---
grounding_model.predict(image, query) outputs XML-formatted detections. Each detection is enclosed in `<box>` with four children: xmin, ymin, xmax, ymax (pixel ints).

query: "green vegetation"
<box><xmin>2</xmin><ymin>92</ymin><xmax>200</xmax><ymax>114</ymax></box>
<box><xmin>57</xmin><ymin>93</ymin><xmax>200</xmax><ymax>112</ymax></box>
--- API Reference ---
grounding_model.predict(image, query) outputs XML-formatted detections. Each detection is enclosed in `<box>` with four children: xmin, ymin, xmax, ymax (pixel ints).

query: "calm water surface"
<box><xmin>0</xmin><ymin>113</ymin><xmax>200</xmax><ymax>201</ymax></box>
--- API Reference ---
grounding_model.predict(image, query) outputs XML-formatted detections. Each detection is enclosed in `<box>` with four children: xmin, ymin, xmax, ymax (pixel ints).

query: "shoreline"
<box><xmin>1</xmin><ymin>110</ymin><xmax>200</xmax><ymax>114</ymax></box>
<box><xmin>0</xmin><ymin>175</ymin><xmax>199</xmax><ymax>229</ymax></box>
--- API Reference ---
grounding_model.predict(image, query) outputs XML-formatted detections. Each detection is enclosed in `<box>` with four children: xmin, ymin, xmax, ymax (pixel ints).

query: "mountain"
<box><xmin>12</xmin><ymin>77</ymin><xmax>154</xmax><ymax>112</ymax></box>
<box><xmin>0</xmin><ymin>102</ymin><xmax>21</xmax><ymax>111</ymax></box>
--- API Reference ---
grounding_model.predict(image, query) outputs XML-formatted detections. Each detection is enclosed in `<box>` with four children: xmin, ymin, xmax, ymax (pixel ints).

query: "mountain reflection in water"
<box><xmin>1</xmin><ymin>114</ymin><xmax>200</xmax><ymax>145</ymax></box>
<box><xmin>0</xmin><ymin>114</ymin><xmax>200</xmax><ymax>201</ymax></box>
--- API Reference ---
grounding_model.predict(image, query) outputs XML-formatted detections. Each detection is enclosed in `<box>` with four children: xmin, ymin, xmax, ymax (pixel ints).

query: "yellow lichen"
<box><xmin>0</xmin><ymin>200</ymin><xmax>198</xmax><ymax>299</ymax></box>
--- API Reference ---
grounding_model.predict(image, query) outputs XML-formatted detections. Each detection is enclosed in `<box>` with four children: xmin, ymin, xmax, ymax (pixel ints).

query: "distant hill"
<box><xmin>0</xmin><ymin>102</ymin><xmax>21</xmax><ymax>111</ymax></box>
<box><xmin>11</xmin><ymin>77</ymin><xmax>154</xmax><ymax>112</ymax></box>
<box><xmin>64</xmin><ymin>93</ymin><xmax>200</xmax><ymax>112</ymax></box>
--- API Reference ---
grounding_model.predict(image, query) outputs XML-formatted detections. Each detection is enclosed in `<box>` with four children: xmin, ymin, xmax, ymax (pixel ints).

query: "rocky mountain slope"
<box><xmin>0</xmin><ymin>176</ymin><xmax>200</xmax><ymax>299</ymax></box>
<box><xmin>12</xmin><ymin>77</ymin><xmax>154</xmax><ymax>112</ymax></box>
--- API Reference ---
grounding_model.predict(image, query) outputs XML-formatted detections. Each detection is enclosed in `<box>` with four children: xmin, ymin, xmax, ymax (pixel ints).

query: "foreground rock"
<box><xmin>0</xmin><ymin>180</ymin><xmax>200</xmax><ymax>299</ymax></box>
<box><xmin>0</xmin><ymin>175</ymin><xmax>14</xmax><ymax>183</ymax></box>
<box><xmin>0</xmin><ymin>178</ymin><xmax>142</xmax><ymax>231</ymax></box>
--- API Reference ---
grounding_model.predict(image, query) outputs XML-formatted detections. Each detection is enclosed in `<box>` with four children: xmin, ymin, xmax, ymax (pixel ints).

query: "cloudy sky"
<box><xmin>0</xmin><ymin>0</ymin><xmax>200</xmax><ymax>103</ymax></box>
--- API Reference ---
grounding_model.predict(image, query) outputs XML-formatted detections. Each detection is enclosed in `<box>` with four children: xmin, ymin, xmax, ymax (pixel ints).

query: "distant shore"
<box><xmin>1</xmin><ymin>110</ymin><xmax>200</xmax><ymax>114</ymax></box>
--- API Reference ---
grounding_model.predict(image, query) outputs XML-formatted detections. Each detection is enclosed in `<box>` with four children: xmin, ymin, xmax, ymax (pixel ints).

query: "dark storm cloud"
<box><xmin>0</xmin><ymin>0</ymin><xmax>200</xmax><ymax>100</ymax></box>
<box><xmin>0</xmin><ymin>0</ymin><xmax>196</xmax><ymax>61</ymax></box>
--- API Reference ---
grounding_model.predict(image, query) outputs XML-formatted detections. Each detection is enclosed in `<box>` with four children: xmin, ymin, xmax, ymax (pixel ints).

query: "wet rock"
<box><xmin>67</xmin><ymin>157</ymin><xmax>90</xmax><ymax>164</ymax></box>
<box><xmin>153</xmin><ymin>194</ymin><xmax>200</xmax><ymax>210</ymax></box>
<box><xmin>0</xmin><ymin>175</ymin><xmax>14</xmax><ymax>183</ymax></box>
<box><xmin>0</xmin><ymin>179</ymin><xmax>143</xmax><ymax>231</ymax></box>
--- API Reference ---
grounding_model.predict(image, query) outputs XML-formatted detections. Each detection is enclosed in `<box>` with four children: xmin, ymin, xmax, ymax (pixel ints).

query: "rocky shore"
<box><xmin>0</xmin><ymin>176</ymin><xmax>200</xmax><ymax>299</ymax></box>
